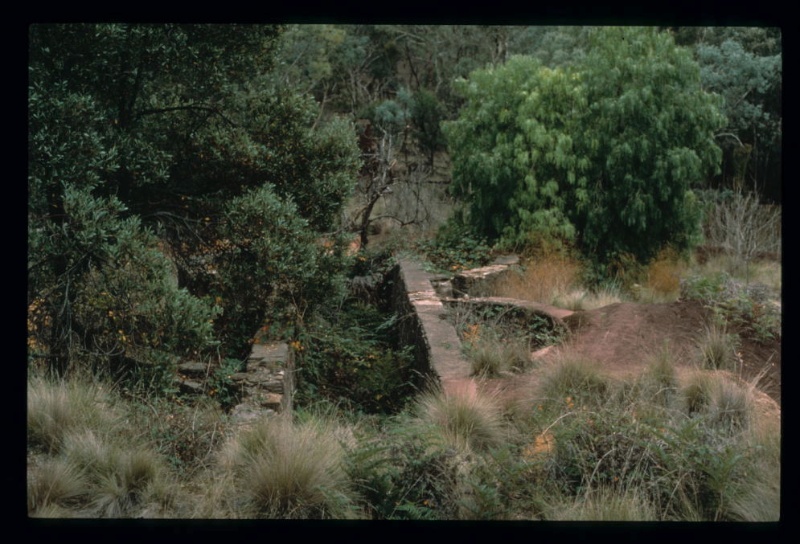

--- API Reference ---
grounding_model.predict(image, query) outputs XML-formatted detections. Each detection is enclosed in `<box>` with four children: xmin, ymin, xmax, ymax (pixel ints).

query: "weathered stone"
<box><xmin>177</xmin><ymin>362</ymin><xmax>210</xmax><ymax>376</ymax></box>
<box><xmin>393</xmin><ymin>259</ymin><xmax>473</xmax><ymax>398</ymax></box>
<box><xmin>452</xmin><ymin>263</ymin><xmax>517</xmax><ymax>298</ymax></box>
<box><xmin>247</xmin><ymin>343</ymin><xmax>289</xmax><ymax>370</ymax></box>
<box><xmin>176</xmin><ymin>379</ymin><xmax>204</xmax><ymax>394</ymax></box>
<box><xmin>491</xmin><ymin>254</ymin><xmax>520</xmax><ymax>266</ymax></box>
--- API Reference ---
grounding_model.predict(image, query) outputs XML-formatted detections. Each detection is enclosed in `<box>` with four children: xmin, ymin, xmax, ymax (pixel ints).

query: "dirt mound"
<box><xmin>480</xmin><ymin>299</ymin><xmax>781</xmax><ymax>406</ymax></box>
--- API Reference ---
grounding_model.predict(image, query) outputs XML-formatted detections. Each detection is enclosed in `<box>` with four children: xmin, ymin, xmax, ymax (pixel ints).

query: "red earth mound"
<box><xmin>480</xmin><ymin>299</ymin><xmax>781</xmax><ymax>406</ymax></box>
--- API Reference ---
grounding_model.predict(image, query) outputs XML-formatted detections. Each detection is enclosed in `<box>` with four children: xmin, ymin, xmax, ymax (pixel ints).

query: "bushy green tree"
<box><xmin>443</xmin><ymin>56</ymin><xmax>586</xmax><ymax>248</ymax></box>
<box><xmin>29</xmin><ymin>24</ymin><xmax>361</xmax><ymax>381</ymax></box>
<box><xmin>574</xmin><ymin>27</ymin><xmax>725</xmax><ymax>264</ymax></box>
<box><xmin>444</xmin><ymin>27</ymin><xmax>725</xmax><ymax>267</ymax></box>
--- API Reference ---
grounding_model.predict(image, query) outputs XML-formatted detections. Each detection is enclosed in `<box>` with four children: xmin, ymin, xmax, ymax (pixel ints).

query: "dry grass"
<box><xmin>493</xmin><ymin>253</ymin><xmax>582</xmax><ymax>304</ymax></box>
<box><xmin>27</xmin><ymin>374</ymin><xmax>121</xmax><ymax>454</ymax></box>
<box><xmin>214</xmin><ymin>415</ymin><xmax>356</xmax><ymax>519</ymax></box>
<box><xmin>467</xmin><ymin>333</ymin><xmax>532</xmax><ymax>377</ymax></box>
<box><xmin>680</xmin><ymin>370</ymin><xmax>755</xmax><ymax>431</ymax></box>
<box><xmin>27</xmin><ymin>457</ymin><xmax>86</xmax><ymax>514</ymax></box>
<box><xmin>415</xmin><ymin>389</ymin><xmax>507</xmax><ymax>453</ymax></box>
<box><xmin>538</xmin><ymin>355</ymin><xmax>612</xmax><ymax>408</ymax></box>
<box><xmin>727</xmin><ymin>429</ymin><xmax>780</xmax><ymax>521</ymax></box>
<box><xmin>643</xmin><ymin>247</ymin><xmax>687</xmax><ymax>301</ymax></box>
<box><xmin>696</xmin><ymin>322</ymin><xmax>740</xmax><ymax>372</ymax></box>
<box><xmin>546</xmin><ymin>486</ymin><xmax>658</xmax><ymax>521</ymax></box>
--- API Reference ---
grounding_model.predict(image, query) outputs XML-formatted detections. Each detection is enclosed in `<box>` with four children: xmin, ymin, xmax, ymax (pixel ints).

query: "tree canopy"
<box><xmin>29</xmin><ymin>24</ymin><xmax>361</xmax><ymax>383</ymax></box>
<box><xmin>444</xmin><ymin>27</ymin><xmax>726</xmax><ymax>265</ymax></box>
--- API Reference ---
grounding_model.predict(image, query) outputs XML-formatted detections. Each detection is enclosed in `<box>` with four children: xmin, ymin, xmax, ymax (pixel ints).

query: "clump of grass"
<box><xmin>546</xmin><ymin>486</ymin><xmax>658</xmax><ymax>521</ymax></box>
<box><xmin>680</xmin><ymin>371</ymin><xmax>754</xmax><ymax>432</ymax></box>
<box><xmin>551</xmin><ymin>284</ymin><xmax>624</xmax><ymax>311</ymax></box>
<box><xmin>727</xmin><ymin>431</ymin><xmax>780</xmax><ymax>521</ymax></box>
<box><xmin>467</xmin><ymin>333</ymin><xmax>531</xmax><ymax>377</ymax></box>
<box><xmin>707</xmin><ymin>374</ymin><xmax>754</xmax><ymax>432</ymax></box>
<box><xmin>217</xmin><ymin>415</ymin><xmax>357</xmax><ymax>519</ymax></box>
<box><xmin>415</xmin><ymin>390</ymin><xmax>507</xmax><ymax>453</ymax></box>
<box><xmin>681</xmin><ymin>371</ymin><xmax>714</xmax><ymax>415</ymax></box>
<box><xmin>27</xmin><ymin>374</ymin><xmax>121</xmax><ymax>454</ymax></box>
<box><xmin>538</xmin><ymin>355</ymin><xmax>611</xmax><ymax>409</ymax></box>
<box><xmin>59</xmin><ymin>430</ymin><xmax>177</xmax><ymax>517</ymax></box>
<box><xmin>551</xmin><ymin>289</ymin><xmax>588</xmax><ymax>311</ymax></box>
<box><xmin>493</xmin><ymin>252</ymin><xmax>582</xmax><ymax>304</ymax></box>
<box><xmin>696</xmin><ymin>322</ymin><xmax>740</xmax><ymax>372</ymax></box>
<box><xmin>642</xmin><ymin>247</ymin><xmax>687</xmax><ymax>302</ymax></box>
<box><xmin>640</xmin><ymin>343</ymin><xmax>679</xmax><ymax>406</ymax></box>
<box><xmin>27</xmin><ymin>458</ymin><xmax>86</xmax><ymax>515</ymax></box>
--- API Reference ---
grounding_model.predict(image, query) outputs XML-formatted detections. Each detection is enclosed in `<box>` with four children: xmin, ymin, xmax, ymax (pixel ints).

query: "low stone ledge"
<box><xmin>393</xmin><ymin>259</ymin><xmax>473</xmax><ymax>397</ymax></box>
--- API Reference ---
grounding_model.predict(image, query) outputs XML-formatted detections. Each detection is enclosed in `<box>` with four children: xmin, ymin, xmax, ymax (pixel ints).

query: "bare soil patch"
<box><xmin>478</xmin><ymin>299</ymin><xmax>781</xmax><ymax>407</ymax></box>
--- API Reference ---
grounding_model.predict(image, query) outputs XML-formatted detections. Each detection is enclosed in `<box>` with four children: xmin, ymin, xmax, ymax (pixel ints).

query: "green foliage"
<box><xmin>345</xmin><ymin>417</ymin><xmax>460</xmax><ymax>519</ymax></box>
<box><xmin>410</xmin><ymin>88</ymin><xmax>446</xmax><ymax>165</ymax></box>
<box><xmin>680</xmin><ymin>273</ymin><xmax>780</xmax><ymax>344</ymax></box>
<box><xmin>29</xmin><ymin>24</ymin><xmax>363</xmax><ymax>379</ymax></box>
<box><xmin>212</xmin><ymin>184</ymin><xmax>322</xmax><ymax>356</ymax></box>
<box><xmin>444</xmin><ymin>27</ymin><xmax>725</xmax><ymax>272</ymax></box>
<box><xmin>416</xmin><ymin>219</ymin><xmax>493</xmax><ymax>272</ymax></box>
<box><xmin>295</xmin><ymin>300</ymin><xmax>416</xmax><ymax>415</ymax></box>
<box><xmin>443</xmin><ymin>56</ymin><xmax>583</xmax><ymax>247</ymax></box>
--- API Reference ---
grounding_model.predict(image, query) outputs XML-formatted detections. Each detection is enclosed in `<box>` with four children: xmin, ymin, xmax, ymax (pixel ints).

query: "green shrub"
<box><xmin>345</xmin><ymin>413</ymin><xmax>462</xmax><ymax>520</ymax></box>
<box><xmin>296</xmin><ymin>301</ymin><xmax>416</xmax><ymax>415</ymax></box>
<box><xmin>416</xmin><ymin>218</ymin><xmax>493</xmax><ymax>272</ymax></box>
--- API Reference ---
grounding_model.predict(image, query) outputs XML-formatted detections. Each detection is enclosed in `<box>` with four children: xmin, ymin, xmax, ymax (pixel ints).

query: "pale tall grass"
<box><xmin>545</xmin><ymin>486</ymin><xmax>658</xmax><ymax>521</ymax></box>
<box><xmin>493</xmin><ymin>253</ymin><xmax>582</xmax><ymax>304</ymax></box>
<box><xmin>414</xmin><ymin>389</ymin><xmax>507</xmax><ymax>453</ymax></box>
<box><xmin>27</xmin><ymin>374</ymin><xmax>121</xmax><ymax>454</ymax></box>
<box><xmin>214</xmin><ymin>415</ymin><xmax>358</xmax><ymax>519</ymax></box>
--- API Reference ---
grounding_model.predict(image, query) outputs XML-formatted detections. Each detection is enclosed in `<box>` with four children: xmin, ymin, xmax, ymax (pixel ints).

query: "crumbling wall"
<box><xmin>390</xmin><ymin>259</ymin><xmax>474</xmax><ymax>396</ymax></box>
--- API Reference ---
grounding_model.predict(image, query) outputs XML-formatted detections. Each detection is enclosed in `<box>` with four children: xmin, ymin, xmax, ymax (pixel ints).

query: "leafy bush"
<box><xmin>681</xmin><ymin>272</ymin><xmax>780</xmax><ymax>344</ymax></box>
<box><xmin>345</xmin><ymin>415</ymin><xmax>461</xmax><ymax>520</ymax></box>
<box><xmin>416</xmin><ymin>218</ymin><xmax>493</xmax><ymax>272</ymax></box>
<box><xmin>444</xmin><ymin>28</ymin><xmax>724</xmax><ymax>269</ymax></box>
<box><xmin>295</xmin><ymin>300</ymin><xmax>416</xmax><ymax>415</ymax></box>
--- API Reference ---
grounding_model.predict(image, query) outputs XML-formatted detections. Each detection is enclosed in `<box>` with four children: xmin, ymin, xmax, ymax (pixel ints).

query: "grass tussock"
<box><xmin>415</xmin><ymin>389</ymin><xmax>507</xmax><ymax>453</ymax></box>
<box><xmin>681</xmin><ymin>371</ymin><xmax>755</xmax><ymax>432</ymax></box>
<box><xmin>639</xmin><ymin>343</ymin><xmax>679</xmax><ymax>405</ymax></box>
<box><xmin>467</xmin><ymin>333</ymin><xmax>532</xmax><ymax>377</ymax></box>
<box><xmin>494</xmin><ymin>252</ymin><xmax>582</xmax><ymax>304</ymax></box>
<box><xmin>546</xmin><ymin>486</ymin><xmax>658</xmax><ymax>521</ymax></box>
<box><xmin>553</xmin><ymin>285</ymin><xmax>623</xmax><ymax>311</ymax></box>
<box><xmin>27</xmin><ymin>457</ymin><xmax>86</xmax><ymax>514</ymax></box>
<box><xmin>642</xmin><ymin>247</ymin><xmax>687</xmax><ymax>302</ymax></box>
<box><xmin>538</xmin><ymin>355</ymin><xmax>611</xmax><ymax>409</ymax></box>
<box><xmin>27</xmin><ymin>375</ymin><xmax>120</xmax><ymax>454</ymax></box>
<box><xmin>216</xmin><ymin>415</ymin><xmax>357</xmax><ymax>519</ymax></box>
<box><xmin>696</xmin><ymin>322</ymin><xmax>740</xmax><ymax>372</ymax></box>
